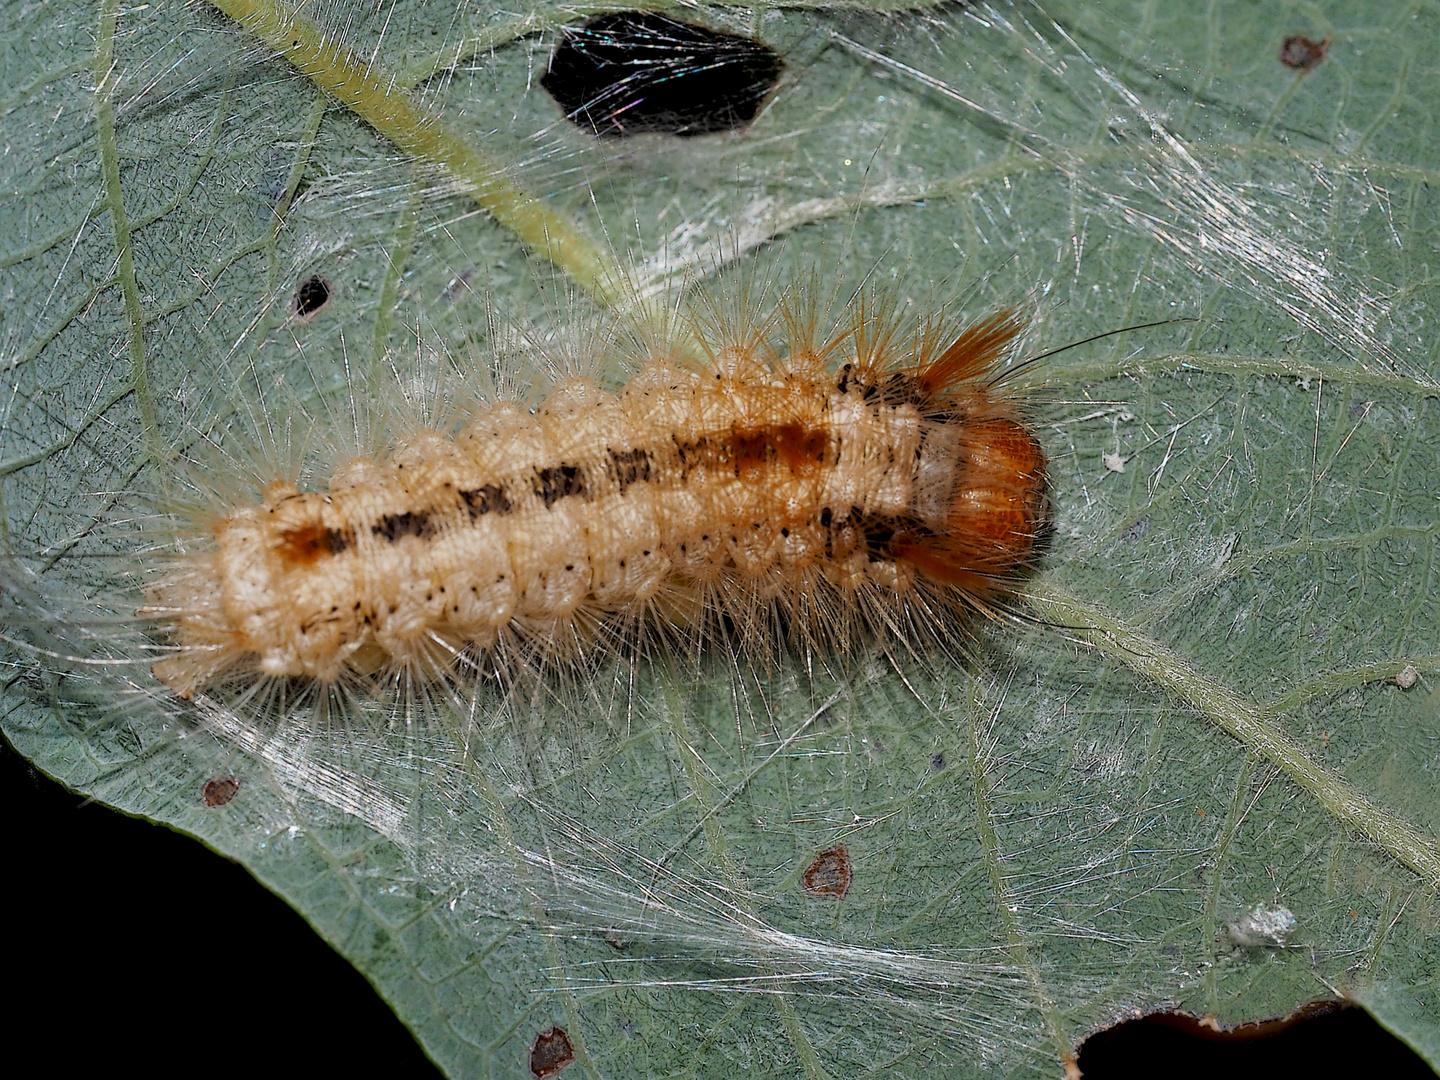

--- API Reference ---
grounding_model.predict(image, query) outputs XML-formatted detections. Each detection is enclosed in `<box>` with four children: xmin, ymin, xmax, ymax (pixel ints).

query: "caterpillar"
<box><xmin>139</xmin><ymin>290</ymin><xmax>1047</xmax><ymax>699</ymax></box>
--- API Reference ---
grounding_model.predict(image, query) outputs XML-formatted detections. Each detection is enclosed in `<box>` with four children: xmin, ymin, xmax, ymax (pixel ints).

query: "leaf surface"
<box><xmin>2</xmin><ymin>1</ymin><xmax>1437</xmax><ymax>1076</ymax></box>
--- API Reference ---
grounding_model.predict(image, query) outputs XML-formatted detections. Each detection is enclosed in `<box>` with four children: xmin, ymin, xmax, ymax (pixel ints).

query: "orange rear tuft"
<box><xmin>913</xmin><ymin>310</ymin><xmax>1025</xmax><ymax>401</ymax></box>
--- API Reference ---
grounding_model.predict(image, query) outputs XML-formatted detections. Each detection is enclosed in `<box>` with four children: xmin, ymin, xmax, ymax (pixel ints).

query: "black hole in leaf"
<box><xmin>294</xmin><ymin>275</ymin><xmax>332</xmax><ymax>318</ymax></box>
<box><xmin>1076</xmin><ymin>1002</ymin><xmax>1434</xmax><ymax>1079</ymax></box>
<box><xmin>541</xmin><ymin>11</ymin><xmax>783</xmax><ymax>138</ymax></box>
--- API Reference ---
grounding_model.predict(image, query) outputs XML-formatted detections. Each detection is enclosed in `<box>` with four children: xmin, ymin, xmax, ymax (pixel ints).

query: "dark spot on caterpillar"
<box><xmin>529</xmin><ymin>1026</ymin><xmax>574</xmax><ymax>1077</ymax></box>
<box><xmin>460</xmin><ymin>483</ymin><xmax>512</xmax><ymax>518</ymax></box>
<box><xmin>542</xmin><ymin>12</ymin><xmax>783</xmax><ymax>139</ymax></box>
<box><xmin>844</xmin><ymin>366</ymin><xmax>912</xmax><ymax>406</ymax></box>
<box><xmin>673</xmin><ymin>434</ymin><xmax>701</xmax><ymax>461</ymax></box>
<box><xmin>293</xmin><ymin>274</ymin><xmax>331</xmax><ymax>319</ymax></box>
<box><xmin>848</xmin><ymin>509</ymin><xmax>939</xmax><ymax>566</ymax></box>
<box><xmin>276</xmin><ymin>523</ymin><xmax>349</xmax><ymax>564</ymax></box>
<box><xmin>607</xmin><ymin>446</ymin><xmax>652</xmax><ymax>492</ymax></box>
<box><xmin>1280</xmin><ymin>35</ymin><xmax>1329</xmax><ymax>71</ymax></box>
<box><xmin>534</xmin><ymin>464</ymin><xmax>587</xmax><ymax>508</ymax></box>
<box><xmin>373</xmin><ymin>511</ymin><xmax>432</xmax><ymax>542</ymax></box>
<box><xmin>201</xmin><ymin>776</ymin><xmax>240</xmax><ymax>807</ymax></box>
<box><xmin>802</xmin><ymin>844</ymin><xmax>852</xmax><ymax>897</ymax></box>
<box><xmin>862</xmin><ymin>518</ymin><xmax>897</xmax><ymax>558</ymax></box>
<box><xmin>881</xmin><ymin>370</ymin><xmax>930</xmax><ymax>409</ymax></box>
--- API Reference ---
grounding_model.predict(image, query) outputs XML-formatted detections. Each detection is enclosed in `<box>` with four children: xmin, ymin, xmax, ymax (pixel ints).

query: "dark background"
<box><xmin>4</xmin><ymin>734</ymin><xmax>1432</xmax><ymax>1078</ymax></box>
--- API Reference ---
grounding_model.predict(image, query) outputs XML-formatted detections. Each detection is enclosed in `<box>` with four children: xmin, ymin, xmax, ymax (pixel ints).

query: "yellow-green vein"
<box><xmin>1027</xmin><ymin>582</ymin><xmax>1440</xmax><ymax>885</ymax></box>
<box><xmin>205</xmin><ymin>0</ymin><xmax>625</xmax><ymax>306</ymax></box>
<box><xmin>94</xmin><ymin>0</ymin><xmax>161</xmax><ymax>461</ymax></box>
<box><xmin>963</xmin><ymin>680</ymin><xmax>1078</xmax><ymax>1075</ymax></box>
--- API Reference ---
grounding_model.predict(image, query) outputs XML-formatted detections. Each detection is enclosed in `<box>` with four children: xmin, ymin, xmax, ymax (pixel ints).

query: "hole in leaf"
<box><xmin>542</xmin><ymin>11</ymin><xmax>783</xmax><ymax>138</ymax></box>
<box><xmin>294</xmin><ymin>275</ymin><xmax>332</xmax><ymax>319</ymax></box>
<box><xmin>1076</xmin><ymin>1001</ymin><xmax>1433</xmax><ymax>1079</ymax></box>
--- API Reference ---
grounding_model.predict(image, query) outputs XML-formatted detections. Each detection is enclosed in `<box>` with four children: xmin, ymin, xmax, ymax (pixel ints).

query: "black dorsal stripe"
<box><xmin>533</xmin><ymin>463</ymin><xmax>587</xmax><ymax>508</ymax></box>
<box><xmin>460</xmin><ymin>484</ymin><xmax>512</xmax><ymax>518</ymax></box>
<box><xmin>373</xmin><ymin>511</ymin><xmax>433</xmax><ymax>542</ymax></box>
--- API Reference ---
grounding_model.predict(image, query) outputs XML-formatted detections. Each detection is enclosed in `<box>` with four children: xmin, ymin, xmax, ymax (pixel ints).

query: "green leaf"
<box><xmin>1358</xmin><ymin>983</ymin><xmax>1440</xmax><ymax>1066</ymax></box>
<box><xmin>3</xmin><ymin>1</ymin><xmax>1438</xmax><ymax>1076</ymax></box>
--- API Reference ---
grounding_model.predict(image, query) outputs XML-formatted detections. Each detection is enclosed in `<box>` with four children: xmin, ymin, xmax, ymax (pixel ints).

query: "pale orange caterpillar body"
<box><xmin>141</xmin><ymin>295</ymin><xmax>1047</xmax><ymax>698</ymax></box>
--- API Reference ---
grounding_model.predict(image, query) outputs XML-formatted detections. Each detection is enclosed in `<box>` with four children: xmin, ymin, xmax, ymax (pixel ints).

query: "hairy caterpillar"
<box><xmin>139</xmin><ymin>289</ymin><xmax>1047</xmax><ymax>699</ymax></box>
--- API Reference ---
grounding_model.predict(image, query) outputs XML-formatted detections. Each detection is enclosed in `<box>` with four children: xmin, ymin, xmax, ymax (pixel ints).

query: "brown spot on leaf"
<box><xmin>1279</xmin><ymin>35</ymin><xmax>1329</xmax><ymax>71</ymax></box>
<box><xmin>529</xmin><ymin>1026</ymin><xmax>574</xmax><ymax>1077</ymax></box>
<box><xmin>802</xmin><ymin>844</ymin><xmax>852</xmax><ymax>897</ymax></box>
<box><xmin>201</xmin><ymin>777</ymin><xmax>240</xmax><ymax>807</ymax></box>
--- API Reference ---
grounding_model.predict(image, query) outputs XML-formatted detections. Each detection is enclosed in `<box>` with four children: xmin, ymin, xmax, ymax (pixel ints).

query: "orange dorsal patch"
<box><xmin>275</xmin><ymin>522</ymin><xmax>345</xmax><ymax>565</ymax></box>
